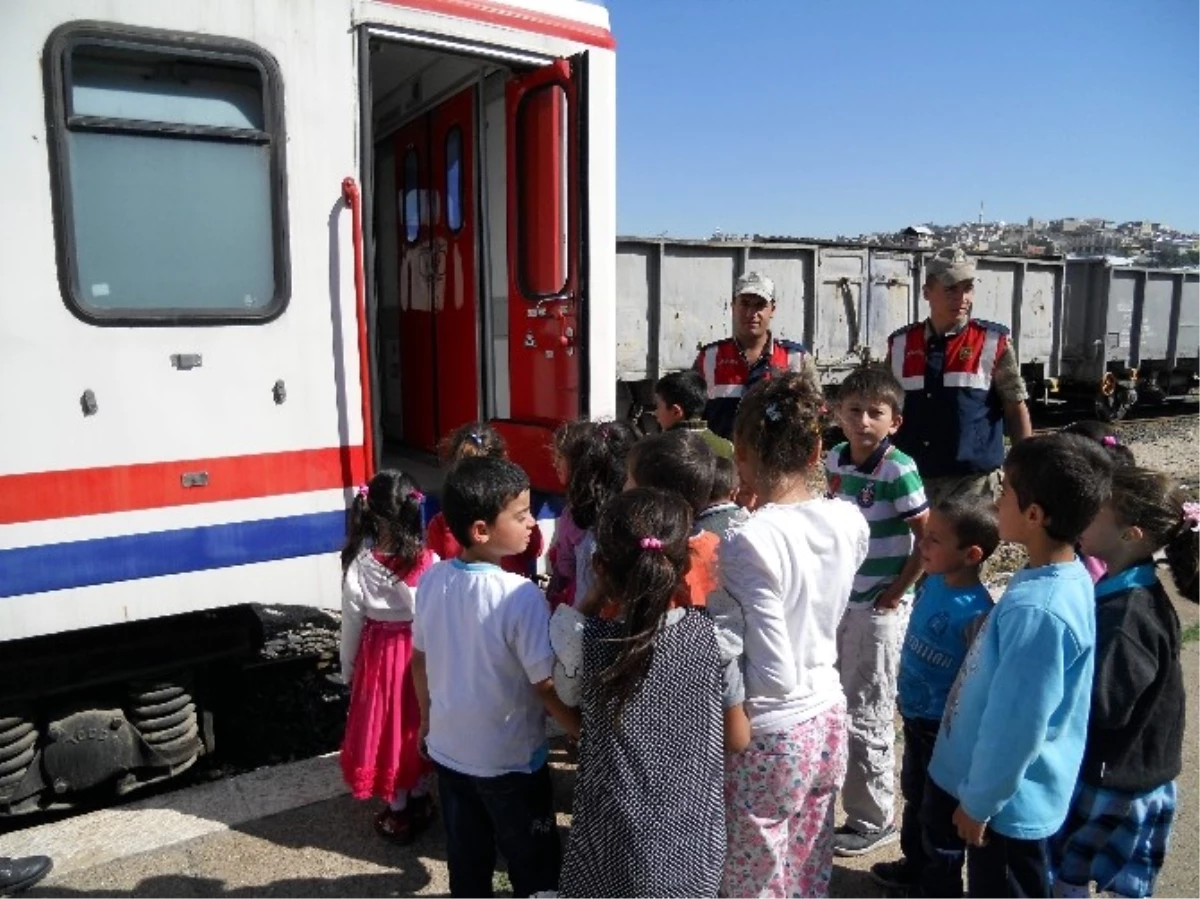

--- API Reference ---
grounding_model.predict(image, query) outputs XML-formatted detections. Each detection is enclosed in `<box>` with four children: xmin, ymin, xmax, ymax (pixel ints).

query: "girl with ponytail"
<box><xmin>556</xmin><ymin>488</ymin><xmax>725</xmax><ymax>897</ymax></box>
<box><xmin>339</xmin><ymin>469</ymin><xmax>438</xmax><ymax>845</ymax></box>
<box><xmin>1052</xmin><ymin>467</ymin><xmax>1195</xmax><ymax>898</ymax></box>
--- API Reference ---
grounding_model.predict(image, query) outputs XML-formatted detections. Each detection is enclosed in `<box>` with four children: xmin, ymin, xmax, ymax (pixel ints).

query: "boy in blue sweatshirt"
<box><xmin>920</xmin><ymin>434</ymin><xmax>1115</xmax><ymax>898</ymax></box>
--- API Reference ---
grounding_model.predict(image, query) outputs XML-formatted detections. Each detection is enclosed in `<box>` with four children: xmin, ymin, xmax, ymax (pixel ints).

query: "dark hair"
<box><xmin>1059</xmin><ymin>420</ymin><xmax>1136</xmax><ymax>466</ymax></box>
<box><xmin>837</xmin><ymin>363</ymin><xmax>905</xmax><ymax>414</ymax></box>
<box><xmin>553</xmin><ymin>418</ymin><xmax>590</xmax><ymax>462</ymax></box>
<box><xmin>441</xmin><ymin>457</ymin><xmax>529</xmax><ymax>547</ymax></box>
<box><xmin>1003</xmin><ymin>433</ymin><xmax>1115</xmax><ymax>544</ymax></box>
<box><xmin>341</xmin><ymin>469</ymin><xmax>424</xmax><ymax>573</ymax></box>
<box><xmin>592</xmin><ymin>488</ymin><xmax>692</xmax><ymax>721</ymax></box>
<box><xmin>1108</xmin><ymin>467</ymin><xmax>1199</xmax><ymax>601</ymax></box>
<box><xmin>628</xmin><ymin>429</ymin><xmax>717</xmax><ymax>515</ymax></box>
<box><xmin>566</xmin><ymin>420</ymin><xmax>639</xmax><ymax>530</ymax></box>
<box><xmin>654</xmin><ymin>369</ymin><xmax>708</xmax><ymax>422</ymax></box>
<box><xmin>732</xmin><ymin>370</ymin><xmax>827</xmax><ymax>494</ymax></box>
<box><xmin>935</xmin><ymin>496</ymin><xmax>1000</xmax><ymax>562</ymax></box>
<box><xmin>710</xmin><ymin>454</ymin><xmax>737</xmax><ymax>503</ymax></box>
<box><xmin>438</xmin><ymin>421</ymin><xmax>506</xmax><ymax>466</ymax></box>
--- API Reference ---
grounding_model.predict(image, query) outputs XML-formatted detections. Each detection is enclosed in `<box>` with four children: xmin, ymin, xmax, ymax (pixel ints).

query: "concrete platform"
<box><xmin>4</xmin><ymin>603</ymin><xmax>1196</xmax><ymax>898</ymax></box>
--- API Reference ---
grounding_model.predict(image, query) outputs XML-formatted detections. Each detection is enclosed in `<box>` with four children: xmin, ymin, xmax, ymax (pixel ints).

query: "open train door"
<box><xmin>492</xmin><ymin>55</ymin><xmax>587</xmax><ymax>494</ymax></box>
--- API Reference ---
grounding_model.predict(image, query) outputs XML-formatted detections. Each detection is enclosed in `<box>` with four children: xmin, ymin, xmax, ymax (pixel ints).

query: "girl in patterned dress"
<box><xmin>339</xmin><ymin>470</ymin><xmax>438</xmax><ymax>844</ymax></box>
<box><xmin>1051</xmin><ymin>467</ymin><xmax>1195</xmax><ymax>898</ymax></box>
<box><xmin>719</xmin><ymin>372</ymin><xmax>870</xmax><ymax>898</ymax></box>
<box><xmin>558</xmin><ymin>488</ymin><xmax>726</xmax><ymax>898</ymax></box>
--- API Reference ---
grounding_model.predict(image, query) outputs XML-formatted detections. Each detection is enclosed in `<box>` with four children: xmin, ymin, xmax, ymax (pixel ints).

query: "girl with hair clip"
<box><xmin>1060</xmin><ymin>420</ymin><xmax>1136</xmax><ymax>583</ymax></box>
<box><xmin>339</xmin><ymin>469</ymin><xmax>439</xmax><ymax>844</ymax></box>
<box><xmin>1051</xmin><ymin>467</ymin><xmax>1196</xmax><ymax>899</ymax></box>
<box><xmin>556</xmin><ymin>488</ymin><xmax>726</xmax><ymax>898</ymax></box>
<box><xmin>717</xmin><ymin>371</ymin><xmax>870</xmax><ymax>898</ymax></box>
<box><xmin>423</xmin><ymin>421</ymin><xmax>543</xmax><ymax>575</ymax></box>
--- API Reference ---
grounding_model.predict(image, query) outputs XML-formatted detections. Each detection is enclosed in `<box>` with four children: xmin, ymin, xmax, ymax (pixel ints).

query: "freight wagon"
<box><xmin>614</xmin><ymin>237</ymin><xmax>1198</xmax><ymax>425</ymax></box>
<box><xmin>1</xmin><ymin>0</ymin><xmax>615</xmax><ymax>814</ymax></box>
<box><xmin>613</xmin><ymin>237</ymin><xmax>1062</xmax><ymax>426</ymax></box>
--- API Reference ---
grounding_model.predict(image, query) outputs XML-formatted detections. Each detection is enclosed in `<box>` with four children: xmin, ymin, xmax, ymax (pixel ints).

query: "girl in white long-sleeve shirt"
<box><xmin>717</xmin><ymin>371</ymin><xmax>870</xmax><ymax>898</ymax></box>
<box><xmin>339</xmin><ymin>469</ymin><xmax>438</xmax><ymax>845</ymax></box>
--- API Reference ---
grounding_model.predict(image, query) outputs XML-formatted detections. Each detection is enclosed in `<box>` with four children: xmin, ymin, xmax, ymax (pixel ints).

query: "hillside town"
<box><xmin>708</xmin><ymin>214</ymin><xmax>1199</xmax><ymax>269</ymax></box>
<box><xmin>852</xmin><ymin>213</ymin><xmax>1200</xmax><ymax>267</ymax></box>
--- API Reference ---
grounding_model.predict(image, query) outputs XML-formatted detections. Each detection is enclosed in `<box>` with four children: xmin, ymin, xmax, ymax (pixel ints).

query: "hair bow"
<box><xmin>639</xmin><ymin>536</ymin><xmax>663</xmax><ymax>551</ymax></box>
<box><xmin>765</xmin><ymin>401</ymin><xmax>783</xmax><ymax>422</ymax></box>
<box><xmin>1182</xmin><ymin>501</ymin><xmax>1200</xmax><ymax>533</ymax></box>
<box><xmin>1102</xmin><ymin>435</ymin><xmax>1118</xmax><ymax>447</ymax></box>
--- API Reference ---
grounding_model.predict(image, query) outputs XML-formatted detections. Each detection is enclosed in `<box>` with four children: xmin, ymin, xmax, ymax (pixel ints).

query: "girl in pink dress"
<box><xmin>339</xmin><ymin>469</ymin><xmax>438</xmax><ymax>844</ymax></box>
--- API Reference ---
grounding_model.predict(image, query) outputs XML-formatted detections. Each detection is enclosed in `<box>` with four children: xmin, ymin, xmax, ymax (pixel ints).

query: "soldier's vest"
<box><xmin>888</xmin><ymin>320</ymin><xmax>1009</xmax><ymax>478</ymax></box>
<box><xmin>695</xmin><ymin>337</ymin><xmax>810</xmax><ymax>440</ymax></box>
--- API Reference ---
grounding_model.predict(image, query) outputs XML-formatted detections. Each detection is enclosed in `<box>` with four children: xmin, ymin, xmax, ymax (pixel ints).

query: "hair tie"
<box><xmin>409</xmin><ymin>489</ymin><xmax>425</xmax><ymax>504</ymax></box>
<box><xmin>639</xmin><ymin>536</ymin><xmax>663</xmax><ymax>551</ymax></box>
<box><xmin>468</xmin><ymin>432</ymin><xmax>484</xmax><ymax>447</ymax></box>
<box><xmin>1102</xmin><ymin>435</ymin><xmax>1118</xmax><ymax>447</ymax></box>
<box><xmin>1182</xmin><ymin>501</ymin><xmax>1200</xmax><ymax>533</ymax></box>
<box><xmin>765</xmin><ymin>401</ymin><xmax>783</xmax><ymax>423</ymax></box>
<box><xmin>356</xmin><ymin>484</ymin><xmax>369</xmax><ymax>499</ymax></box>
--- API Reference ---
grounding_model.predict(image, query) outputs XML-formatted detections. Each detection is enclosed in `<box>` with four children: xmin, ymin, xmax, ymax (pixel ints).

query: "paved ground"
<box><xmin>4</xmin><ymin>593</ymin><xmax>1196</xmax><ymax>898</ymax></box>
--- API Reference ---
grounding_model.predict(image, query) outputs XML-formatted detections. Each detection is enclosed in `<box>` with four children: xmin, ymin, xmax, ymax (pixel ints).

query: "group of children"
<box><xmin>334</xmin><ymin>361</ymin><xmax>1195</xmax><ymax>899</ymax></box>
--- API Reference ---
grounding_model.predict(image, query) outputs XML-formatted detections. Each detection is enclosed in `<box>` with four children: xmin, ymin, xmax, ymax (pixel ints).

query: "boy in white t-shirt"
<box><xmin>412</xmin><ymin>457</ymin><xmax>580</xmax><ymax>899</ymax></box>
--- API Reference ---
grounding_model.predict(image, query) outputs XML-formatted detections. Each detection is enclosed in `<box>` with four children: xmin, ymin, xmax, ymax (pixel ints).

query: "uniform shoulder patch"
<box><xmin>972</xmin><ymin>319</ymin><xmax>1011</xmax><ymax>336</ymax></box>
<box><xmin>775</xmin><ymin>337</ymin><xmax>808</xmax><ymax>354</ymax></box>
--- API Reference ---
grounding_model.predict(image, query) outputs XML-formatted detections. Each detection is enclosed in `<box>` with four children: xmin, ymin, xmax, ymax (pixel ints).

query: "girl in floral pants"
<box><xmin>717</xmin><ymin>372</ymin><xmax>869</xmax><ymax>897</ymax></box>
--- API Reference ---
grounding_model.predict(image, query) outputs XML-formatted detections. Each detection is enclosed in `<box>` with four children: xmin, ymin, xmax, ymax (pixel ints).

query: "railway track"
<box><xmin>1031</xmin><ymin>399</ymin><xmax>1199</xmax><ymax>433</ymax></box>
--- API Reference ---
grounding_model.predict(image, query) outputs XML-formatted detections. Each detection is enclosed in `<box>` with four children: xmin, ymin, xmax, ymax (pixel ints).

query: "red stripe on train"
<box><xmin>380</xmin><ymin>0</ymin><xmax>617</xmax><ymax>50</ymax></box>
<box><xmin>0</xmin><ymin>447</ymin><xmax>368</xmax><ymax>526</ymax></box>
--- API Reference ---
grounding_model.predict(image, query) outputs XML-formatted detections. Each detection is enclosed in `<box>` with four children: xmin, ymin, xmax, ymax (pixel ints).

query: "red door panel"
<box><xmin>396</xmin><ymin>119</ymin><xmax>437</xmax><ymax>452</ymax></box>
<box><xmin>495</xmin><ymin>55</ymin><xmax>586</xmax><ymax>493</ymax></box>
<box><xmin>430</xmin><ymin>88</ymin><xmax>480</xmax><ymax>439</ymax></box>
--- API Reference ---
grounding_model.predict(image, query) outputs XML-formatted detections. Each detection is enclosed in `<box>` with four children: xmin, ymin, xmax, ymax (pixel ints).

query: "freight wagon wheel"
<box><xmin>1094</xmin><ymin>374</ymin><xmax>1134</xmax><ymax>422</ymax></box>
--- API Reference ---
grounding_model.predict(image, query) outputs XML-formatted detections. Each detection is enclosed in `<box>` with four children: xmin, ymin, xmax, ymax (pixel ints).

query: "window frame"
<box><xmin>43</xmin><ymin>20</ymin><xmax>290</xmax><ymax>326</ymax></box>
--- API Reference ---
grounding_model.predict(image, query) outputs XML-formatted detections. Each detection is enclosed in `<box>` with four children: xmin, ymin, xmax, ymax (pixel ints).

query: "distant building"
<box><xmin>901</xmin><ymin>225</ymin><xmax>934</xmax><ymax>248</ymax></box>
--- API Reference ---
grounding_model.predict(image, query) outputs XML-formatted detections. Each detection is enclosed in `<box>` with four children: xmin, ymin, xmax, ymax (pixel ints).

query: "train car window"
<box><xmin>515</xmin><ymin>84</ymin><xmax>569</xmax><ymax>299</ymax></box>
<box><xmin>43</xmin><ymin>23</ymin><xmax>289</xmax><ymax>325</ymax></box>
<box><xmin>445</xmin><ymin>127</ymin><xmax>463</xmax><ymax>234</ymax></box>
<box><xmin>402</xmin><ymin>147</ymin><xmax>420</xmax><ymax>244</ymax></box>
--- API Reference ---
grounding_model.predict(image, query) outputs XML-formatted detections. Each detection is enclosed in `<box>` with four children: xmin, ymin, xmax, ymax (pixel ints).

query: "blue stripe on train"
<box><xmin>0</xmin><ymin>510</ymin><xmax>346</xmax><ymax>598</ymax></box>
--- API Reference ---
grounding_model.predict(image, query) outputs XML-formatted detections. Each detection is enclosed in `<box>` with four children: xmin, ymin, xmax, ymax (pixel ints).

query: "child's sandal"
<box><xmin>374</xmin><ymin>807</ymin><xmax>415</xmax><ymax>845</ymax></box>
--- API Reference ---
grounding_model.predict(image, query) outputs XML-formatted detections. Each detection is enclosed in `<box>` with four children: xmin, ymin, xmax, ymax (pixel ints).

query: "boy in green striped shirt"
<box><xmin>825</xmin><ymin>364</ymin><xmax>930</xmax><ymax>858</ymax></box>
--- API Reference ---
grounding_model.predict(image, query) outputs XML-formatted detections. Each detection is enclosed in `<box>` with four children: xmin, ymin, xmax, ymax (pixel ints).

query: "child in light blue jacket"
<box><xmin>921</xmin><ymin>434</ymin><xmax>1115</xmax><ymax>898</ymax></box>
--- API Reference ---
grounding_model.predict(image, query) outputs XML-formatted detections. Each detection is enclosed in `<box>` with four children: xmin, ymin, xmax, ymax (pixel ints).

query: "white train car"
<box><xmin>0</xmin><ymin>0</ymin><xmax>615</xmax><ymax>812</ymax></box>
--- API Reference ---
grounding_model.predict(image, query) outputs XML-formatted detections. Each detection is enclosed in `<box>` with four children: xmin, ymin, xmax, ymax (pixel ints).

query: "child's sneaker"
<box><xmin>869</xmin><ymin>859</ymin><xmax>920</xmax><ymax>894</ymax></box>
<box><xmin>833</xmin><ymin>822</ymin><xmax>899</xmax><ymax>857</ymax></box>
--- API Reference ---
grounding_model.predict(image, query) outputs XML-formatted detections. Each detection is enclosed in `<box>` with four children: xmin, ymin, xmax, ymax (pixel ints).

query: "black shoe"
<box><xmin>833</xmin><ymin>822</ymin><xmax>899</xmax><ymax>857</ymax></box>
<box><xmin>0</xmin><ymin>856</ymin><xmax>53</xmax><ymax>897</ymax></box>
<box><xmin>870</xmin><ymin>859</ymin><xmax>920</xmax><ymax>893</ymax></box>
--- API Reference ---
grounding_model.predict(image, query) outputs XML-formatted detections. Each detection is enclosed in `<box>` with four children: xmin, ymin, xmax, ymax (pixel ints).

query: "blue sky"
<box><xmin>604</xmin><ymin>0</ymin><xmax>1199</xmax><ymax>239</ymax></box>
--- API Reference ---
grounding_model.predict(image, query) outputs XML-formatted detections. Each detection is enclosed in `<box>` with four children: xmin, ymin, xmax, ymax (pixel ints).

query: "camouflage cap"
<box><xmin>926</xmin><ymin>247</ymin><xmax>976</xmax><ymax>286</ymax></box>
<box><xmin>734</xmin><ymin>271</ymin><xmax>775</xmax><ymax>303</ymax></box>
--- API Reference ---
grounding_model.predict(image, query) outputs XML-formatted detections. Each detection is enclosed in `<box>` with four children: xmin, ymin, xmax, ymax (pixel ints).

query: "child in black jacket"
<box><xmin>1052</xmin><ymin>467</ymin><xmax>1196</xmax><ymax>899</ymax></box>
